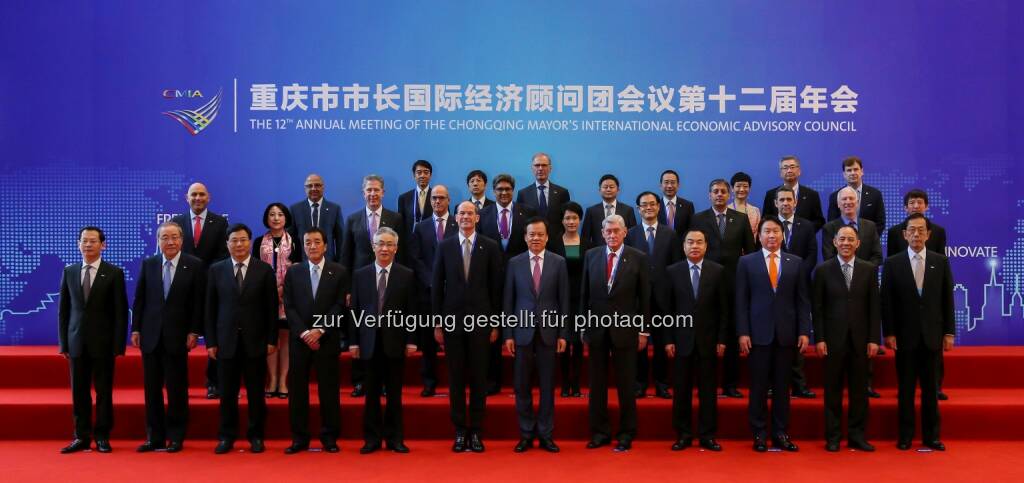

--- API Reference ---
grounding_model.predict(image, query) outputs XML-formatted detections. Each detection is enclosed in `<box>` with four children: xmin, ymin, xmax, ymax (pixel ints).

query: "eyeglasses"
<box><xmin>304</xmin><ymin>183</ymin><xmax>324</xmax><ymax>188</ymax></box>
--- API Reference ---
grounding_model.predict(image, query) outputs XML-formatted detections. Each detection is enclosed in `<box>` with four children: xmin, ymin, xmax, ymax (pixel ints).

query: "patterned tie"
<box><xmin>768</xmin><ymin>253</ymin><xmax>778</xmax><ymax>291</ymax></box>
<box><xmin>538</xmin><ymin>185</ymin><xmax>548</xmax><ymax>217</ymax></box>
<box><xmin>913</xmin><ymin>254</ymin><xmax>925</xmax><ymax>295</ymax></box>
<box><xmin>606</xmin><ymin>252</ymin><xmax>616</xmax><ymax>285</ymax></box>
<box><xmin>377</xmin><ymin>268</ymin><xmax>388</xmax><ymax>314</ymax></box>
<box><xmin>474</xmin><ymin>200</ymin><xmax>482</xmax><ymax>210</ymax></box>
<box><xmin>417</xmin><ymin>190</ymin><xmax>427</xmax><ymax>222</ymax></box>
<box><xmin>690</xmin><ymin>264</ymin><xmax>700</xmax><ymax>299</ymax></box>
<box><xmin>667</xmin><ymin>201</ymin><xmax>676</xmax><ymax>230</ymax></box>
<box><xmin>499</xmin><ymin>209</ymin><xmax>510</xmax><ymax>239</ymax></box>
<box><xmin>605</xmin><ymin>204</ymin><xmax>614</xmax><ymax>218</ymax></box>
<box><xmin>192</xmin><ymin>216</ymin><xmax>202</xmax><ymax>248</ymax></box>
<box><xmin>532</xmin><ymin>255</ymin><xmax>542</xmax><ymax>294</ymax></box>
<box><xmin>311</xmin><ymin>202</ymin><xmax>320</xmax><ymax>228</ymax></box>
<box><xmin>462</xmin><ymin>239</ymin><xmax>472</xmax><ymax>280</ymax></box>
<box><xmin>717</xmin><ymin>213</ymin><xmax>726</xmax><ymax>238</ymax></box>
<box><xmin>82</xmin><ymin>265</ymin><xmax>93</xmax><ymax>302</ymax></box>
<box><xmin>783</xmin><ymin>220</ymin><xmax>792</xmax><ymax>249</ymax></box>
<box><xmin>436</xmin><ymin>217</ymin><xmax>445</xmax><ymax>242</ymax></box>
<box><xmin>235</xmin><ymin>262</ymin><xmax>244</xmax><ymax>290</ymax></box>
<box><xmin>646</xmin><ymin>226</ymin><xmax>655</xmax><ymax>255</ymax></box>
<box><xmin>368</xmin><ymin>212</ymin><xmax>379</xmax><ymax>242</ymax></box>
<box><xmin>842</xmin><ymin>262</ymin><xmax>852</xmax><ymax>290</ymax></box>
<box><xmin>310</xmin><ymin>264</ymin><xmax>320</xmax><ymax>298</ymax></box>
<box><xmin>163</xmin><ymin>260</ymin><xmax>173</xmax><ymax>299</ymax></box>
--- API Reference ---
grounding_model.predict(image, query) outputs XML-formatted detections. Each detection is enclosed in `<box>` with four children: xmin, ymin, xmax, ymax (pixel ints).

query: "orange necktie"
<box><xmin>768</xmin><ymin>252</ymin><xmax>778</xmax><ymax>290</ymax></box>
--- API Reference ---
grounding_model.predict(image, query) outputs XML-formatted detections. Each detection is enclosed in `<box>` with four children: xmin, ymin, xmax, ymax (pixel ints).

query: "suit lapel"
<box><xmin>70</xmin><ymin>264</ymin><xmax>84</xmax><ymax>302</ymax></box>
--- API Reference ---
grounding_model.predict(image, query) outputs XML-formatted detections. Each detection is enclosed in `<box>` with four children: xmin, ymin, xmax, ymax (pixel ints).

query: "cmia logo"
<box><xmin>162</xmin><ymin>88</ymin><xmax>222</xmax><ymax>135</ymax></box>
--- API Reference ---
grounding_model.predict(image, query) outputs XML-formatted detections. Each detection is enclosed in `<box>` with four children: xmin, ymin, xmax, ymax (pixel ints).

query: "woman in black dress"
<box><xmin>549</xmin><ymin>202</ymin><xmax>587</xmax><ymax>397</ymax></box>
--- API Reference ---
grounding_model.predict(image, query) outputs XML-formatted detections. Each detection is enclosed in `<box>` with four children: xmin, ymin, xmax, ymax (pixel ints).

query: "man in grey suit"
<box><xmin>290</xmin><ymin>173</ymin><xmax>345</xmax><ymax>262</ymax></box>
<box><xmin>503</xmin><ymin>217</ymin><xmax>570</xmax><ymax>453</ymax></box>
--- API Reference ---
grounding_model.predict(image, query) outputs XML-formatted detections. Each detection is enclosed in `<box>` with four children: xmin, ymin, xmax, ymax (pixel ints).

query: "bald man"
<box><xmin>290</xmin><ymin>173</ymin><xmax>345</xmax><ymax>263</ymax></box>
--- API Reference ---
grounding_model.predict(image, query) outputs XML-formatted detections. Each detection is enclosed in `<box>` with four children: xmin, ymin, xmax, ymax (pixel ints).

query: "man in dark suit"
<box><xmin>289</xmin><ymin>173</ymin><xmax>345</xmax><ymax>262</ymax></box>
<box><xmin>882</xmin><ymin>214</ymin><xmax>955</xmax><ymax>452</ymax></box>
<box><xmin>466</xmin><ymin>169</ymin><xmax>495</xmax><ymax>212</ymax></box>
<box><xmin>581</xmin><ymin>174</ymin><xmax>637</xmax><ymax>247</ymax></box>
<box><xmin>887</xmin><ymin>189</ymin><xmax>950</xmax><ymax>399</ymax></box>
<box><xmin>130</xmin><ymin>221</ymin><xmax>204</xmax><ymax>453</ymax></box>
<box><xmin>516</xmin><ymin>152</ymin><xmax>571</xmax><ymax>237</ymax></box>
<box><xmin>205</xmin><ymin>224</ymin><xmax>279</xmax><ymax>454</ymax></box>
<box><xmin>813</xmin><ymin>225</ymin><xmax>881</xmax><ymax>452</ymax></box>
<box><xmin>432</xmin><ymin>201</ymin><xmax>503</xmax><ymax>453</ymax></box>
<box><xmin>773</xmin><ymin>186</ymin><xmax>818</xmax><ymax>399</ymax></box>
<box><xmin>762</xmin><ymin>156</ymin><xmax>826</xmax><ymax>231</ymax></box>
<box><xmin>664</xmin><ymin>229</ymin><xmax>727</xmax><ymax>452</ymax></box>
<box><xmin>821</xmin><ymin>187</ymin><xmax>883</xmax><ymax>266</ymax></box>
<box><xmin>349</xmin><ymin>227</ymin><xmax>418</xmax><ymax>454</ymax></box>
<box><xmin>58</xmin><ymin>226</ymin><xmax>128</xmax><ymax>454</ymax></box>
<box><xmin>170</xmin><ymin>182</ymin><xmax>229</xmax><ymax>399</ymax></box>
<box><xmin>503</xmin><ymin>217</ymin><xmax>570</xmax><ymax>453</ymax></box>
<box><xmin>692</xmin><ymin>179</ymin><xmax>755</xmax><ymax>397</ymax></box>
<box><xmin>736</xmin><ymin>218</ymin><xmax>811</xmax><ymax>452</ymax></box>
<box><xmin>409</xmin><ymin>185</ymin><xmax>458</xmax><ymax>397</ymax></box>
<box><xmin>281</xmin><ymin>228</ymin><xmax>349</xmax><ymax>455</ymax></box>
<box><xmin>342</xmin><ymin>174</ymin><xmax>403</xmax><ymax>397</ymax></box>
<box><xmin>397</xmin><ymin>160</ymin><xmax>433</xmax><ymax>237</ymax></box>
<box><xmin>625</xmin><ymin>191</ymin><xmax>680</xmax><ymax>399</ymax></box>
<box><xmin>658</xmin><ymin>169</ymin><xmax>696</xmax><ymax>239</ymax></box>
<box><xmin>580</xmin><ymin>214</ymin><xmax>651</xmax><ymax>452</ymax></box>
<box><xmin>827</xmin><ymin>156</ymin><xmax>886</xmax><ymax>231</ymax></box>
<box><xmin>479</xmin><ymin>173</ymin><xmax>536</xmax><ymax>394</ymax></box>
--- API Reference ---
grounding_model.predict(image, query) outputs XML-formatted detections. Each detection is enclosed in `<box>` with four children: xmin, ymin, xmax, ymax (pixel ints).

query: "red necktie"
<box><xmin>193</xmin><ymin>216</ymin><xmax>202</xmax><ymax>248</ymax></box>
<box><xmin>606</xmin><ymin>252</ymin><xmax>616</xmax><ymax>284</ymax></box>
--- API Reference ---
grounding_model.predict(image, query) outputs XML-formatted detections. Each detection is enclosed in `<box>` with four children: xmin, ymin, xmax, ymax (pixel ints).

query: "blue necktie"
<box><xmin>311</xmin><ymin>264</ymin><xmax>320</xmax><ymax>299</ymax></box>
<box><xmin>162</xmin><ymin>260</ymin><xmax>173</xmax><ymax>299</ymax></box>
<box><xmin>538</xmin><ymin>185</ymin><xmax>548</xmax><ymax>216</ymax></box>
<box><xmin>691</xmin><ymin>264</ymin><xmax>700</xmax><ymax>299</ymax></box>
<box><xmin>646</xmin><ymin>226</ymin><xmax>655</xmax><ymax>255</ymax></box>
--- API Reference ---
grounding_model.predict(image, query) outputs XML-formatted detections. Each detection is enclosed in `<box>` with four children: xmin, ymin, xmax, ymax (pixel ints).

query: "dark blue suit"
<box><xmin>408</xmin><ymin>214</ymin><xmax>458</xmax><ymax>389</ymax></box>
<box><xmin>776</xmin><ymin>215</ymin><xmax>817</xmax><ymax>394</ymax></box>
<box><xmin>502</xmin><ymin>250</ymin><xmax>570</xmax><ymax>440</ymax></box>
<box><xmin>735</xmin><ymin>250</ymin><xmax>811</xmax><ymax>440</ymax></box>
<box><xmin>290</xmin><ymin>199</ymin><xmax>345</xmax><ymax>262</ymax></box>
<box><xmin>625</xmin><ymin>223</ymin><xmax>680</xmax><ymax>394</ymax></box>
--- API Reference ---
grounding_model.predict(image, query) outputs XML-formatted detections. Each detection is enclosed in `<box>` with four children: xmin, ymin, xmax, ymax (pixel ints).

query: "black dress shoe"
<box><xmin>561</xmin><ymin>388</ymin><xmax>570</xmax><ymax>397</ymax></box>
<box><xmin>486</xmin><ymin>385</ymin><xmax>501</xmax><ymax>396</ymax></box>
<box><xmin>420</xmin><ymin>386</ymin><xmax>436</xmax><ymax>397</ymax></box>
<box><xmin>925</xmin><ymin>440</ymin><xmax>946</xmax><ymax>451</ymax></box>
<box><xmin>386</xmin><ymin>441</ymin><xmax>409</xmax><ymax>453</ymax></box>
<box><xmin>514</xmin><ymin>438</ymin><xmax>533</xmax><ymax>453</ymax></box>
<box><xmin>360</xmin><ymin>442</ymin><xmax>381</xmax><ymax>454</ymax></box>
<box><xmin>284</xmin><ymin>442</ymin><xmax>309</xmax><ymax>454</ymax></box>
<box><xmin>723</xmin><ymin>387</ymin><xmax>743</xmax><ymax>398</ymax></box>
<box><xmin>137</xmin><ymin>440</ymin><xmax>165</xmax><ymax>452</ymax></box>
<box><xmin>848</xmin><ymin>439</ymin><xmax>875</xmax><ymax>452</ymax></box>
<box><xmin>699</xmin><ymin>438</ymin><xmax>722</xmax><ymax>451</ymax></box>
<box><xmin>351</xmin><ymin>384</ymin><xmax>365</xmax><ymax>397</ymax></box>
<box><xmin>214</xmin><ymin>440</ymin><xmax>234</xmax><ymax>454</ymax></box>
<box><xmin>95</xmin><ymin>440</ymin><xmax>112</xmax><ymax>453</ymax></box>
<box><xmin>613</xmin><ymin>440</ymin><xmax>632</xmax><ymax>452</ymax></box>
<box><xmin>867</xmin><ymin>387</ymin><xmax>881</xmax><ymax>398</ymax></box>
<box><xmin>792</xmin><ymin>388</ymin><xmax>816</xmax><ymax>398</ymax></box>
<box><xmin>655</xmin><ymin>387</ymin><xmax>672</xmax><ymax>399</ymax></box>
<box><xmin>897</xmin><ymin>440</ymin><xmax>912</xmax><ymax>450</ymax></box>
<box><xmin>572</xmin><ymin>388</ymin><xmax>582</xmax><ymax>397</ymax></box>
<box><xmin>323</xmin><ymin>442</ymin><xmax>340</xmax><ymax>453</ymax></box>
<box><xmin>249</xmin><ymin>439</ymin><xmax>265</xmax><ymax>453</ymax></box>
<box><xmin>937</xmin><ymin>391</ymin><xmax>949</xmax><ymax>401</ymax></box>
<box><xmin>772</xmin><ymin>435</ymin><xmax>798</xmax><ymax>452</ymax></box>
<box><xmin>452</xmin><ymin>433</ymin><xmax>467</xmax><ymax>452</ymax></box>
<box><xmin>586</xmin><ymin>436</ymin><xmax>610</xmax><ymax>449</ymax></box>
<box><xmin>538</xmin><ymin>437</ymin><xmax>560</xmax><ymax>453</ymax></box>
<box><xmin>671</xmin><ymin>438</ymin><xmax>692</xmax><ymax>451</ymax></box>
<box><xmin>206</xmin><ymin>386</ymin><xmax>219</xmax><ymax>399</ymax></box>
<box><xmin>166</xmin><ymin>442</ymin><xmax>183</xmax><ymax>453</ymax></box>
<box><xmin>469</xmin><ymin>433</ymin><xmax>485</xmax><ymax>452</ymax></box>
<box><xmin>634</xmin><ymin>388</ymin><xmax>646</xmax><ymax>398</ymax></box>
<box><xmin>753</xmin><ymin>437</ymin><xmax>767</xmax><ymax>452</ymax></box>
<box><xmin>826</xmin><ymin>441</ymin><xmax>840</xmax><ymax>452</ymax></box>
<box><xmin>61</xmin><ymin>439</ymin><xmax>90</xmax><ymax>454</ymax></box>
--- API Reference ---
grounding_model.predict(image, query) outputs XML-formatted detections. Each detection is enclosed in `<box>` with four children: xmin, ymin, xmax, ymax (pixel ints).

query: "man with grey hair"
<box><xmin>762</xmin><ymin>156</ymin><xmax>826</xmax><ymax>231</ymax></box>
<box><xmin>821</xmin><ymin>187</ymin><xmax>882</xmax><ymax>266</ymax></box>
<box><xmin>130</xmin><ymin>221</ymin><xmax>205</xmax><ymax>453</ymax></box>
<box><xmin>516</xmin><ymin>153</ymin><xmax>572</xmax><ymax>236</ymax></box>
<box><xmin>343</xmin><ymin>174</ymin><xmax>403</xmax><ymax>397</ymax></box>
<box><xmin>580</xmin><ymin>214</ymin><xmax>651</xmax><ymax>452</ymax></box>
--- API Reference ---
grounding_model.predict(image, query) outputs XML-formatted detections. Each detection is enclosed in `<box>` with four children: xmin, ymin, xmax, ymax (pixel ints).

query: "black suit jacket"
<box><xmin>398</xmin><ymin>188</ymin><xmax>431</xmax><ymax>236</ymax></box>
<box><xmin>624</xmin><ymin>223</ymin><xmax>681</xmax><ymax>313</ymax></box>
<box><xmin>665</xmin><ymin>259</ymin><xmax>728</xmax><ymax>357</ymax></box>
<box><xmin>431</xmin><ymin>233</ymin><xmax>504</xmax><ymax>322</ymax></box>
<box><xmin>131</xmin><ymin>253</ymin><xmax>205</xmax><ymax>354</ymax></box>
<box><xmin>502</xmin><ymin>250</ymin><xmax>571</xmax><ymax>345</ymax></box>
<box><xmin>204</xmin><ymin>258</ymin><xmax>278</xmax><ymax>359</ymax></box>
<box><xmin>548</xmin><ymin>235</ymin><xmax>590</xmax><ymax>315</ymax></box>
<box><xmin>657</xmin><ymin>196</ymin><xmax>696</xmax><ymax>240</ymax></box>
<box><xmin>516</xmin><ymin>182</ymin><xmax>571</xmax><ymax>234</ymax></box>
<box><xmin>342</xmin><ymin>207</ymin><xmax>403</xmax><ymax>270</ymax></box>
<box><xmin>887</xmin><ymin>219</ymin><xmax>947</xmax><ymax>257</ymax></box>
<box><xmin>827</xmin><ymin>183</ymin><xmax>886</xmax><ymax>231</ymax></box>
<box><xmin>409</xmin><ymin>215</ymin><xmax>459</xmax><ymax>292</ymax></box>
<box><xmin>171</xmin><ymin>211</ymin><xmax>229</xmax><ymax>266</ymax></box>
<box><xmin>762</xmin><ymin>185</ymin><xmax>825</xmax><ymax>231</ymax></box>
<box><xmin>812</xmin><ymin>257</ymin><xmax>881</xmax><ymax>350</ymax></box>
<box><xmin>581</xmin><ymin>201</ymin><xmax>638</xmax><ymax>247</ymax></box>
<box><xmin>469</xmin><ymin>198</ymin><xmax>496</xmax><ymax>211</ymax></box>
<box><xmin>881</xmin><ymin>250</ymin><xmax>955</xmax><ymax>352</ymax></box>
<box><xmin>579</xmin><ymin>245</ymin><xmax>651</xmax><ymax>349</ymax></box>
<box><xmin>691</xmin><ymin>208</ymin><xmax>756</xmax><ymax>280</ymax></box>
<box><xmin>58</xmin><ymin>261</ymin><xmax>129</xmax><ymax>358</ymax></box>
<box><xmin>289</xmin><ymin>199</ymin><xmax>345</xmax><ymax>262</ymax></box>
<box><xmin>778</xmin><ymin>216</ymin><xmax>818</xmax><ymax>283</ymax></box>
<box><xmin>478</xmin><ymin>202</ymin><xmax>536</xmax><ymax>263</ymax></box>
<box><xmin>821</xmin><ymin>218</ymin><xmax>883</xmax><ymax>267</ymax></box>
<box><xmin>282</xmin><ymin>260</ymin><xmax>350</xmax><ymax>351</ymax></box>
<box><xmin>350</xmin><ymin>262</ymin><xmax>417</xmax><ymax>359</ymax></box>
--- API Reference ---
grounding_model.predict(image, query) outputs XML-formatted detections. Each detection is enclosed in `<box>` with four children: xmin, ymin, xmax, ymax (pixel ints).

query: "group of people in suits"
<box><xmin>57</xmin><ymin>153</ymin><xmax>955</xmax><ymax>455</ymax></box>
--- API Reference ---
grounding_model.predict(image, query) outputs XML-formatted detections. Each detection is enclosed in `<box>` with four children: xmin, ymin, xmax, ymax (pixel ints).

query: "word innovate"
<box><xmin>312</xmin><ymin>310</ymin><xmax>694</xmax><ymax>333</ymax></box>
<box><xmin>271</xmin><ymin>118</ymin><xmax>857</xmax><ymax>133</ymax></box>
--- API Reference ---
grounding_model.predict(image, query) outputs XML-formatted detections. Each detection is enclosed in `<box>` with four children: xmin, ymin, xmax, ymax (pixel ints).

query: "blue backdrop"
<box><xmin>1</xmin><ymin>0</ymin><xmax>1022</xmax><ymax>345</ymax></box>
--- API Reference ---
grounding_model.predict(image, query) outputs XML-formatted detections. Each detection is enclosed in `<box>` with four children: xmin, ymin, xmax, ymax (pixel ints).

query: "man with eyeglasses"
<box><xmin>516</xmin><ymin>152</ymin><xmax>572</xmax><ymax>237</ymax></box>
<box><xmin>290</xmin><ymin>173</ymin><xmax>345</xmax><ymax>262</ymax></box>
<box><xmin>761</xmin><ymin>156</ymin><xmax>826</xmax><ymax>232</ymax></box>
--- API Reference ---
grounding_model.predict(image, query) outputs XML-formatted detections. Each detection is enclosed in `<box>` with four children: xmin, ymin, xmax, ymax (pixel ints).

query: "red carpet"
<box><xmin>1</xmin><ymin>346</ymin><xmax>1022</xmax><ymax>440</ymax></box>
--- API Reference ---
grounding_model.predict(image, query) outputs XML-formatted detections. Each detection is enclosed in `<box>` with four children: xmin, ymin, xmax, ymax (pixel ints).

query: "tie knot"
<box><xmin>165</xmin><ymin>260</ymin><xmax>173</xmax><ymax>267</ymax></box>
<box><xmin>769</xmin><ymin>252</ymin><xmax>777</xmax><ymax>260</ymax></box>
<box><xmin>533</xmin><ymin>255</ymin><xmax>541</xmax><ymax>262</ymax></box>
<box><xmin>692</xmin><ymin>264</ymin><xmax>699</xmax><ymax>272</ymax></box>
<box><xmin>380</xmin><ymin>268</ymin><xmax>387</xmax><ymax>275</ymax></box>
<box><xmin>502</xmin><ymin>208</ymin><xmax>508</xmax><ymax>214</ymax></box>
<box><xmin>312</xmin><ymin>202</ymin><xmax>319</xmax><ymax>208</ymax></box>
<box><xmin>914</xmin><ymin>254</ymin><xmax>922</xmax><ymax>260</ymax></box>
<box><xmin>235</xmin><ymin>263</ymin><xmax>243</xmax><ymax>269</ymax></box>
<box><xmin>647</xmin><ymin>226</ymin><xmax>654</xmax><ymax>233</ymax></box>
<box><xmin>312</xmin><ymin>264</ymin><xmax>319</xmax><ymax>272</ymax></box>
<box><xmin>84</xmin><ymin>265</ymin><xmax>92</xmax><ymax>271</ymax></box>
<box><xmin>608</xmin><ymin>252</ymin><xmax>616</xmax><ymax>260</ymax></box>
<box><xmin>463</xmin><ymin>239</ymin><xmax>471</xmax><ymax>246</ymax></box>
<box><xmin>538</xmin><ymin>185</ymin><xmax>546</xmax><ymax>191</ymax></box>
